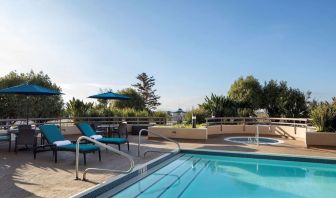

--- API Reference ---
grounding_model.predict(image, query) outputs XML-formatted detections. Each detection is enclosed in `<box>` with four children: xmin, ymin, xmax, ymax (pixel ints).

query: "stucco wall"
<box><xmin>306</xmin><ymin>132</ymin><xmax>336</xmax><ymax>146</ymax></box>
<box><xmin>207</xmin><ymin>125</ymin><xmax>306</xmax><ymax>141</ymax></box>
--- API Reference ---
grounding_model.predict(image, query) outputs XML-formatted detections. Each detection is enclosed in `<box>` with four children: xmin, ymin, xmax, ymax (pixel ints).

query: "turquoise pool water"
<box><xmin>114</xmin><ymin>154</ymin><xmax>336</xmax><ymax>198</ymax></box>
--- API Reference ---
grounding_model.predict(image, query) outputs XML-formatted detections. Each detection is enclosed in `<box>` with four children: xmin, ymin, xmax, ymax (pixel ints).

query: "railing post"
<box><xmin>76</xmin><ymin>136</ymin><xmax>134</xmax><ymax>181</ymax></box>
<box><xmin>220</xmin><ymin>118</ymin><xmax>223</xmax><ymax>132</ymax></box>
<box><xmin>138</xmin><ymin>129</ymin><xmax>180</xmax><ymax>157</ymax></box>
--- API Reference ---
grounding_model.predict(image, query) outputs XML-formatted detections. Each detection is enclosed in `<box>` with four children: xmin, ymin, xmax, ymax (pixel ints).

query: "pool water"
<box><xmin>114</xmin><ymin>154</ymin><xmax>336</xmax><ymax>198</ymax></box>
<box><xmin>225</xmin><ymin>136</ymin><xmax>283</xmax><ymax>145</ymax></box>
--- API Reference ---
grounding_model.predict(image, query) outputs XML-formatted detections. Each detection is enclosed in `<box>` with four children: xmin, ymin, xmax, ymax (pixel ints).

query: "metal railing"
<box><xmin>75</xmin><ymin>136</ymin><xmax>135</xmax><ymax>181</ymax></box>
<box><xmin>206</xmin><ymin>117</ymin><xmax>312</xmax><ymax>127</ymax></box>
<box><xmin>138</xmin><ymin>129</ymin><xmax>181</xmax><ymax>157</ymax></box>
<box><xmin>0</xmin><ymin>116</ymin><xmax>166</xmax><ymax>130</ymax></box>
<box><xmin>206</xmin><ymin>117</ymin><xmax>315</xmax><ymax>133</ymax></box>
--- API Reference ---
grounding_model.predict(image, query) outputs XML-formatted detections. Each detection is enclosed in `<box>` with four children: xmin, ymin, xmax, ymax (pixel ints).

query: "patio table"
<box><xmin>97</xmin><ymin>124</ymin><xmax>119</xmax><ymax>137</ymax></box>
<box><xmin>7</xmin><ymin>127</ymin><xmax>40</xmax><ymax>151</ymax></box>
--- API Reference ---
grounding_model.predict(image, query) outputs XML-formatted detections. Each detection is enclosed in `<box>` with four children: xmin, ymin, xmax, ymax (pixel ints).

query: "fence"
<box><xmin>0</xmin><ymin>116</ymin><xmax>166</xmax><ymax>129</ymax></box>
<box><xmin>205</xmin><ymin>117</ymin><xmax>315</xmax><ymax>135</ymax></box>
<box><xmin>206</xmin><ymin>117</ymin><xmax>312</xmax><ymax>127</ymax></box>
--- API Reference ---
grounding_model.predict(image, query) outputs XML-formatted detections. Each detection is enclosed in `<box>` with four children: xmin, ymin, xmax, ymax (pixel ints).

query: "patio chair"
<box><xmin>0</xmin><ymin>131</ymin><xmax>11</xmax><ymax>152</ymax></box>
<box><xmin>35</xmin><ymin>124</ymin><xmax>101</xmax><ymax>165</ymax></box>
<box><xmin>76</xmin><ymin>122</ymin><xmax>129</xmax><ymax>151</ymax></box>
<box><xmin>90</xmin><ymin>122</ymin><xmax>107</xmax><ymax>136</ymax></box>
<box><xmin>14</xmin><ymin>125</ymin><xmax>37</xmax><ymax>153</ymax></box>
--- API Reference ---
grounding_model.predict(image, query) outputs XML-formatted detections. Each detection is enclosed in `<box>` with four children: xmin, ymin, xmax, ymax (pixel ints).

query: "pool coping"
<box><xmin>224</xmin><ymin>136</ymin><xmax>284</xmax><ymax>145</ymax></box>
<box><xmin>72</xmin><ymin>149</ymin><xmax>336</xmax><ymax>198</ymax></box>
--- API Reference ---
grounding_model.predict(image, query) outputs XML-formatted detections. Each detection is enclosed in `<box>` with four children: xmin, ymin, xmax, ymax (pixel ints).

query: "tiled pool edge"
<box><xmin>181</xmin><ymin>149</ymin><xmax>336</xmax><ymax>164</ymax></box>
<box><xmin>72</xmin><ymin>149</ymin><xmax>336</xmax><ymax>198</ymax></box>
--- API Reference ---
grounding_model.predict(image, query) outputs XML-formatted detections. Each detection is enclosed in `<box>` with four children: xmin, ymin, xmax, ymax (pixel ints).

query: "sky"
<box><xmin>0</xmin><ymin>0</ymin><xmax>335</xmax><ymax>111</ymax></box>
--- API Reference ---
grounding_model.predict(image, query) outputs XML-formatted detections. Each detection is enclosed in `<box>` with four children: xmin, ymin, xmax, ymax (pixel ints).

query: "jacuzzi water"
<box><xmin>112</xmin><ymin>153</ymin><xmax>336</xmax><ymax>198</ymax></box>
<box><xmin>224</xmin><ymin>136</ymin><xmax>283</xmax><ymax>145</ymax></box>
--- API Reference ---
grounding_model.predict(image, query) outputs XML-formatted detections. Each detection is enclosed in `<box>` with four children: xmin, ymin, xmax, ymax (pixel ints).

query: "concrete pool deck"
<box><xmin>1</xmin><ymin>134</ymin><xmax>336</xmax><ymax>198</ymax></box>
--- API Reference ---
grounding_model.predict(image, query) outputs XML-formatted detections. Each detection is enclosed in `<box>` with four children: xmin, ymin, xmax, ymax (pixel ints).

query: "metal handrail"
<box><xmin>206</xmin><ymin>117</ymin><xmax>312</xmax><ymax>128</ymax></box>
<box><xmin>138</xmin><ymin>129</ymin><xmax>181</xmax><ymax>157</ymax></box>
<box><xmin>75</xmin><ymin>136</ymin><xmax>135</xmax><ymax>181</ymax></box>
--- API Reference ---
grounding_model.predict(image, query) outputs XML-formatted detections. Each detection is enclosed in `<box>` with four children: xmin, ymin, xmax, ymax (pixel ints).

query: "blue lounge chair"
<box><xmin>35</xmin><ymin>124</ymin><xmax>101</xmax><ymax>165</ymax></box>
<box><xmin>76</xmin><ymin>122</ymin><xmax>129</xmax><ymax>151</ymax></box>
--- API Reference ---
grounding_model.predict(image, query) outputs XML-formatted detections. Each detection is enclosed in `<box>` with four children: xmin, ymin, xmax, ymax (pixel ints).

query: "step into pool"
<box><xmin>77</xmin><ymin>150</ymin><xmax>336</xmax><ymax>198</ymax></box>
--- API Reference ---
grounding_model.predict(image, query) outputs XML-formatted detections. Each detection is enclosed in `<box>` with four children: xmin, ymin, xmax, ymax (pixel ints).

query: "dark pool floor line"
<box><xmin>132</xmin><ymin>156</ymin><xmax>195</xmax><ymax>198</ymax></box>
<box><xmin>155</xmin><ymin>158</ymin><xmax>203</xmax><ymax>197</ymax></box>
<box><xmin>176</xmin><ymin>160</ymin><xmax>210</xmax><ymax>198</ymax></box>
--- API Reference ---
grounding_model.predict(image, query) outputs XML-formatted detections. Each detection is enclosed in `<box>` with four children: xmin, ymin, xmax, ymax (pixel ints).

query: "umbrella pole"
<box><xmin>26</xmin><ymin>96</ymin><xmax>29</xmax><ymax>125</ymax></box>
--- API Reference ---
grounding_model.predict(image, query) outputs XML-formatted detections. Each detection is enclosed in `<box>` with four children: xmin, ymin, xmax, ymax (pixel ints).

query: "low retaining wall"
<box><xmin>306</xmin><ymin>132</ymin><xmax>336</xmax><ymax>147</ymax></box>
<box><xmin>148</xmin><ymin>127</ymin><xmax>207</xmax><ymax>140</ymax></box>
<box><xmin>207</xmin><ymin>125</ymin><xmax>306</xmax><ymax>141</ymax></box>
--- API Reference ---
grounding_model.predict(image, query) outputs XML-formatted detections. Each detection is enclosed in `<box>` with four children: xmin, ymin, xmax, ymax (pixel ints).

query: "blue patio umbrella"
<box><xmin>0</xmin><ymin>84</ymin><xmax>63</xmax><ymax>123</ymax></box>
<box><xmin>88</xmin><ymin>92</ymin><xmax>130</xmax><ymax>100</ymax></box>
<box><xmin>0</xmin><ymin>84</ymin><xmax>62</xmax><ymax>95</ymax></box>
<box><xmin>88</xmin><ymin>91</ymin><xmax>131</xmax><ymax>116</ymax></box>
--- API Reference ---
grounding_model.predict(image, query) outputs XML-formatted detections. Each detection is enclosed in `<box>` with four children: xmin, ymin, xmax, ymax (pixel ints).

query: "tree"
<box><xmin>112</xmin><ymin>88</ymin><xmax>146</xmax><ymax>110</ymax></box>
<box><xmin>66</xmin><ymin>97</ymin><xmax>94</xmax><ymax>117</ymax></box>
<box><xmin>262</xmin><ymin>80</ymin><xmax>283</xmax><ymax>117</ymax></box>
<box><xmin>278</xmin><ymin>87</ymin><xmax>308</xmax><ymax>118</ymax></box>
<box><xmin>0</xmin><ymin>70</ymin><xmax>64</xmax><ymax>119</ymax></box>
<box><xmin>262</xmin><ymin>80</ymin><xmax>309</xmax><ymax>118</ymax></box>
<box><xmin>132</xmin><ymin>73</ymin><xmax>161</xmax><ymax>111</ymax></box>
<box><xmin>201</xmin><ymin>94</ymin><xmax>237</xmax><ymax>117</ymax></box>
<box><xmin>228</xmin><ymin>76</ymin><xmax>263</xmax><ymax>114</ymax></box>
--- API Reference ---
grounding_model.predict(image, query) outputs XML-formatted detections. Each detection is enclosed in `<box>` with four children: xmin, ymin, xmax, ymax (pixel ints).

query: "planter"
<box><xmin>306</xmin><ymin>132</ymin><xmax>336</xmax><ymax>147</ymax></box>
<box><xmin>148</xmin><ymin>126</ymin><xmax>207</xmax><ymax>140</ymax></box>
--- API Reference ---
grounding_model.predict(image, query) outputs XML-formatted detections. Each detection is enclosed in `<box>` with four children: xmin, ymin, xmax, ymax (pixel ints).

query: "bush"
<box><xmin>184</xmin><ymin>107</ymin><xmax>209</xmax><ymax>124</ymax></box>
<box><xmin>152</xmin><ymin>111</ymin><xmax>168</xmax><ymax>118</ymax></box>
<box><xmin>135</xmin><ymin>110</ymin><xmax>149</xmax><ymax>117</ymax></box>
<box><xmin>310</xmin><ymin>102</ymin><xmax>336</xmax><ymax>132</ymax></box>
<box><xmin>201</xmin><ymin>94</ymin><xmax>237</xmax><ymax>117</ymax></box>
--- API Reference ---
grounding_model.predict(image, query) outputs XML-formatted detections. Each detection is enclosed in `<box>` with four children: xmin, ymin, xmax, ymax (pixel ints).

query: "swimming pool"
<box><xmin>76</xmin><ymin>150</ymin><xmax>336</xmax><ymax>198</ymax></box>
<box><xmin>225</xmin><ymin>136</ymin><xmax>283</xmax><ymax>145</ymax></box>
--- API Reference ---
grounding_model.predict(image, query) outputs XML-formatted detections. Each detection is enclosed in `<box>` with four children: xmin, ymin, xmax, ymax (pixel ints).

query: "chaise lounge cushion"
<box><xmin>77</xmin><ymin>123</ymin><xmax>96</xmax><ymax>137</ymax></box>
<box><xmin>58</xmin><ymin>144</ymin><xmax>99</xmax><ymax>152</ymax></box>
<box><xmin>39</xmin><ymin>124</ymin><xmax>99</xmax><ymax>152</ymax></box>
<box><xmin>98</xmin><ymin>137</ymin><xmax>128</xmax><ymax>144</ymax></box>
<box><xmin>77</xmin><ymin>122</ymin><xmax>128</xmax><ymax>144</ymax></box>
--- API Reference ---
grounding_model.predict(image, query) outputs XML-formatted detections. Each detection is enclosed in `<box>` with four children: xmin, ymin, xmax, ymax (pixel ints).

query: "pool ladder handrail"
<box><xmin>256</xmin><ymin>124</ymin><xmax>272</xmax><ymax>146</ymax></box>
<box><xmin>138</xmin><ymin>129</ymin><xmax>181</xmax><ymax>157</ymax></box>
<box><xmin>75</xmin><ymin>136</ymin><xmax>135</xmax><ymax>181</ymax></box>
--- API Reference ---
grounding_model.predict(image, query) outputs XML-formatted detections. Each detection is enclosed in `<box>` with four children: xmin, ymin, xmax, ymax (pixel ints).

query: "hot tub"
<box><xmin>224</xmin><ymin>136</ymin><xmax>283</xmax><ymax>145</ymax></box>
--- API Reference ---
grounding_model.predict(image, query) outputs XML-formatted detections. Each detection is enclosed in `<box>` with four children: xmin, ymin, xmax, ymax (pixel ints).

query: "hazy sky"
<box><xmin>0</xmin><ymin>0</ymin><xmax>335</xmax><ymax>110</ymax></box>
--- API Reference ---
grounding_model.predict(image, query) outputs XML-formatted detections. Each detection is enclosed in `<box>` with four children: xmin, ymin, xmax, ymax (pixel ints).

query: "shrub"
<box><xmin>152</xmin><ymin>111</ymin><xmax>168</xmax><ymax>118</ymax></box>
<box><xmin>201</xmin><ymin>94</ymin><xmax>237</xmax><ymax>117</ymax></box>
<box><xmin>135</xmin><ymin>110</ymin><xmax>149</xmax><ymax>117</ymax></box>
<box><xmin>184</xmin><ymin>107</ymin><xmax>209</xmax><ymax>124</ymax></box>
<box><xmin>310</xmin><ymin>102</ymin><xmax>336</xmax><ymax>132</ymax></box>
